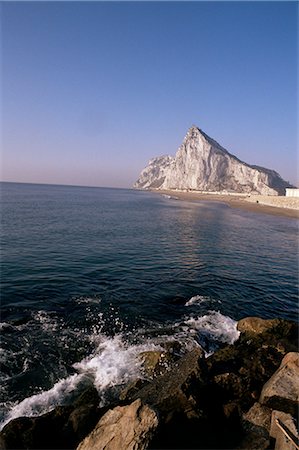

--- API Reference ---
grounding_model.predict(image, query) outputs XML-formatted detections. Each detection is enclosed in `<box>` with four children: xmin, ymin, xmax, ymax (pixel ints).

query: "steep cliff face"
<box><xmin>134</xmin><ymin>126</ymin><xmax>292</xmax><ymax>195</ymax></box>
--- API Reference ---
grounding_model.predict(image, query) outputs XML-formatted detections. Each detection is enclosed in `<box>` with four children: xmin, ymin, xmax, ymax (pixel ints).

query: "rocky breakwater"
<box><xmin>0</xmin><ymin>317</ymin><xmax>298</xmax><ymax>450</ymax></box>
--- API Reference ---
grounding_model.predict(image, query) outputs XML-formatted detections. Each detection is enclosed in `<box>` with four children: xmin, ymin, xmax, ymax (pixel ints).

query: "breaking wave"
<box><xmin>0</xmin><ymin>309</ymin><xmax>239</xmax><ymax>430</ymax></box>
<box><xmin>184</xmin><ymin>310</ymin><xmax>240</xmax><ymax>355</ymax></box>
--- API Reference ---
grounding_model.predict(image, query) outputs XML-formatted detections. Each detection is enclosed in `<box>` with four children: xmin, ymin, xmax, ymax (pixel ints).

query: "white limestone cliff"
<box><xmin>134</xmin><ymin>126</ymin><xmax>292</xmax><ymax>195</ymax></box>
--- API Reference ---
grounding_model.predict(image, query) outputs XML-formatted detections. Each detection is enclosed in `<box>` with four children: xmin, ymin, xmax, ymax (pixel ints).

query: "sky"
<box><xmin>1</xmin><ymin>1</ymin><xmax>298</xmax><ymax>188</ymax></box>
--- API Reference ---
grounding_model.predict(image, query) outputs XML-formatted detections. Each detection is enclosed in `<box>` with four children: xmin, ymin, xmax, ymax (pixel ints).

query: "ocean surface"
<box><xmin>1</xmin><ymin>182</ymin><xmax>298</xmax><ymax>428</ymax></box>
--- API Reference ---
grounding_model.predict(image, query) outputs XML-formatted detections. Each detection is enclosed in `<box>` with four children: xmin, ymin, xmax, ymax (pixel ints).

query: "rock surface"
<box><xmin>238</xmin><ymin>402</ymin><xmax>272</xmax><ymax>449</ymax></box>
<box><xmin>259</xmin><ymin>352</ymin><xmax>299</xmax><ymax>416</ymax></box>
<box><xmin>76</xmin><ymin>399</ymin><xmax>158</xmax><ymax>450</ymax></box>
<box><xmin>237</xmin><ymin>317</ymin><xmax>281</xmax><ymax>335</ymax></box>
<box><xmin>131</xmin><ymin>347</ymin><xmax>205</xmax><ymax>421</ymax></box>
<box><xmin>270</xmin><ymin>410</ymin><xmax>299</xmax><ymax>450</ymax></box>
<box><xmin>134</xmin><ymin>126</ymin><xmax>292</xmax><ymax>195</ymax></box>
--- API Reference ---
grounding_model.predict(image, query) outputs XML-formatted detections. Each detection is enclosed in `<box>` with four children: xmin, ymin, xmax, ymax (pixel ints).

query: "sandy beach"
<box><xmin>150</xmin><ymin>189</ymin><xmax>299</xmax><ymax>219</ymax></box>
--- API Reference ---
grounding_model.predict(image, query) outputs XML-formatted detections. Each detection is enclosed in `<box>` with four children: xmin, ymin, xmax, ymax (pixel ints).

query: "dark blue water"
<box><xmin>1</xmin><ymin>182</ymin><xmax>298</xmax><ymax>427</ymax></box>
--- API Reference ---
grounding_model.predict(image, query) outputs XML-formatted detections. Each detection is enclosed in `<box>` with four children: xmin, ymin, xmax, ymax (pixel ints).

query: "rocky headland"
<box><xmin>0</xmin><ymin>316</ymin><xmax>298</xmax><ymax>450</ymax></box>
<box><xmin>134</xmin><ymin>126</ymin><xmax>293</xmax><ymax>196</ymax></box>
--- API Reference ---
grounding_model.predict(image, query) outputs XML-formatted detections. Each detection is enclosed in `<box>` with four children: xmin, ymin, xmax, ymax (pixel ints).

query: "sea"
<box><xmin>0</xmin><ymin>182</ymin><xmax>298</xmax><ymax>429</ymax></box>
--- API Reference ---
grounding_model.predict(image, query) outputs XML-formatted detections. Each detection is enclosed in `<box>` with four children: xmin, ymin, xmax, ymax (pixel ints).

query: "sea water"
<box><xmin>1</xmin><ymin>182</ymin><xmax>298</xmax><ymax>428</ymax></box>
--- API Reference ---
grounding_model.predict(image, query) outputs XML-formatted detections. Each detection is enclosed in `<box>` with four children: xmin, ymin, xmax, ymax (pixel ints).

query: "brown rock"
<box><xmin>76</xmin><ymin>399</ymin><xmax>158</xmax><ymax>450</ymax></box>
<box><xmin>259</xmin><ymin>352</ymin><xmax>299</xmax><ymax>416</ymax></box>
<box><xmin>237</xmin><ymin>317</ymin><xmax>280</xmax><ymax>335</ymax></box>
<box><xmin>139</xmin><ymin>350</ymin><xmax>173</xmax><ymax>378</ymax></box>
<box><xmin>238</xmin><ymin>402</ymin><xmax>271</xmax><ymax>449</ymax></box>
<box><xmin>206</xmin><ymin>318</ymin><xmax>298</xmax><ymax>413</ymax></box>
<box><xmin>119</xmin><ymin>378</ymin><xmax>149</xmax><ymax>402</ymax></box>
<box><xmin>131</xmin><ymin>347</ymin><xmax>206</xmax><ymax>422</ymax></box>
<box><xmin>270</xmin><ymin>410</ymin><xmax>299</xmax><ymax>450</ymax></box>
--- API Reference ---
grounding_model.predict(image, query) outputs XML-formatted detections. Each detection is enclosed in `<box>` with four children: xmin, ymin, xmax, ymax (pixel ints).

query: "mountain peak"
<box><xmin>134</xmin><ymin>126</ymin><xmax>292</xmax><ymax>195</ymax></box>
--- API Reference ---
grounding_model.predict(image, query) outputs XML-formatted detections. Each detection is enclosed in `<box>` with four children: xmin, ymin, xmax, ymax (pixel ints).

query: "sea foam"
<box><xmin>0</xmin><ymin>334</ymin><xmax>160</xmax><ymax>430</ymax></box>
<box><xmin>185</xmin><ymin>310</ymin><xmax>240</xmax><ymax>354</ymax></box>
<box><xmin>0</xmin><ymin>312</ymin><xmax>239</xmax><ymax>430</ymax></box>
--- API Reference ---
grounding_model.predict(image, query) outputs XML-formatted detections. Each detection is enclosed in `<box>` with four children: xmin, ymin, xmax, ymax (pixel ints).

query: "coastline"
<box><xmin>1</xmin><ymin>316</ymin><xmax>298</xmax><ymax>450</ymax></box>
<box><xmin>149</xmin><ymin>189</ymin><xmax>299</xmax><ymax>219</ymax></box>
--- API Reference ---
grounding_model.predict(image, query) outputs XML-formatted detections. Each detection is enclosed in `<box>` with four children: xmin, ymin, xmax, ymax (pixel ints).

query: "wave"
<box><xmin>184</xmin><ymin>310</ymin><xmax>240</xmax><ymax>355</ymax></box>
<box><xmin>0</xmin><ymin>310</ymin><xmax>239</xmax><ymax>430</ymax></box>
<box><xmin>162</xmin><ymin>194</ymin><xmax>179</xmax><ymax>200</ymax></box>
<box><xmin>185</xmin><ymin>295</ymin><xmax>211</xmax><ymax>306</ymax></box>
<box><xmin>0</xmin><ymin>334</ymin><xmax>161</xmax><ymax>431</ymax></box>
<box><xmin>73</xmin><ymin>334</ymin><xmax>161</xmax><ymax>391</ymax></box>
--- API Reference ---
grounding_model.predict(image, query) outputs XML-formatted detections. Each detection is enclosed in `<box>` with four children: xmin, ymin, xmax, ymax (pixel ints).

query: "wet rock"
<box><xmin>132</xmin><ymin>347</ymin><xmax>205</xmax><ymax>421</ymax></box>
<box><xmin>161</xmin><ymin>340</ymin><xmax>183</xmax><ymax>357</ymax></box>
<box><xmin>237</xmin><ymin>317</ymin><xmax>298</xmax><ymax>353</ymax></box>
<box><xmin>237</xmin><ymin>317</ymin><xmax>281</xmax><ymax>335</ymax></box>
<box><xmin>259</xmin><ymin>352</ymin><xmax>299</xmax><ymax>416</ymax></box>
<box><xmin>76</xmin><ymin>399</ymin><xmax>158</xmax><ymax>450</ymax></box>
<box><xmin>132</xmin><ymin>348</ymin><xmax>213</xmax><ymax>449</ymax></box>
<box><xmin>139</xmin><ymin>350</ymin><xmax>175</xmax><ymax>378</ymax></box>
<box><xmin>0</xmin><ymin>387</ymin><xmax>102</xmax><ymax>449</ymax></box>
<box><xmin>119</xmin><ymin>379</ymin><xmax>150</xmax><ymax>402</ymax></box>
<box><xmin>206</xmin><ymin>318</ymin><xmax>298</xmax><ymax>412</ymax></box>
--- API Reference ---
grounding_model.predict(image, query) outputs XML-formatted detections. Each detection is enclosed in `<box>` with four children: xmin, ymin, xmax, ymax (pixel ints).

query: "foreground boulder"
<box><xmin>237</xmin><ymin>317</ymin><xmax>282</xmax><ymax>335</ymax></box>
<box><xmin>260</xmin><ymin>352</ymin><xmax>299</xmax><ymax>416</ymax></box>
<box><xmin>206</xmin><ymin>317</ymin><xmax>298</xmax><ymax>411</ymax></box>
<box><xmin>76</xmin><ymin>399</ymin><xmax>158</xmax><ymax>450</ymax></box>
<box><xmin>131</xmin><ymin>348</ymin><xmax>218</xmax><ymax>449</ymax></box>
<box><xmin>238</xmin><ymin>402</ymin><xmax>272</xmax><ymax>449</ymax></box>
<box><xmin>131</xmin><ymin>347</ymin><xmax>206</xmax><ymax>421</ymax></box>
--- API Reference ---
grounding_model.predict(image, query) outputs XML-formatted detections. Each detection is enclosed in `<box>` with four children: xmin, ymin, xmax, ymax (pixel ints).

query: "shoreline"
<box><xmin>1</xmin><ymin>316</ymin><xmax>298</xmax><ymax>450</ymax></box>
<box><xmin>149</xmin><ymin>189</ymin><xmax>299</xmax><ymax>219</ymax></box>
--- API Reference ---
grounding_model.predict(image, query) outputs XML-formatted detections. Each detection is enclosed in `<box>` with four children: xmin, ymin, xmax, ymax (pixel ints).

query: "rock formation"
<box><xmin>76</xmin><ymin>399</ymin><xmax>158</xmax><ymax>450</ymax></box>
<box><xmin>134</xmin><ymin>126</ymin><xmax>292</xmax><ymax>195</ymax></box>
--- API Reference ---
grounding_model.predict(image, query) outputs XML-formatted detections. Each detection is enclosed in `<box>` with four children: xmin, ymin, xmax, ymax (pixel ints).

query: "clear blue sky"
<box><xmin>1</xmin><ymin>1</ymin><xmax>298</xmax><ymax>187</ymax></box>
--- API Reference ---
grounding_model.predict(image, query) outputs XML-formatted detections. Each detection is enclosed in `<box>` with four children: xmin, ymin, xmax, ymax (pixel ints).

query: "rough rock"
<box><xmin>131</xmin><ymin>347</ymin><xmax>205</xmax><ymax>422</ymax></box>
<box><xmin>134</xmin><ymin>126</ymin><xmax>293</xmax><ymax>195</ymax></box>
<box><xmin>237</xmin><ymin>317</ymin><xmax>281</xmax><ymax>335</ymax></box>
<box><xmin>119</xmin><ymin>379</ymin><xmax>150</xmax><ymax>402</ymax></box>
<box><xmin>238</xmin><ymin>402</ymin><xmax>272</xmax><ymax>449</ymax></box>
<box><xmin>76</xmin><ymin>399</ymin><xmax>158</xmax><ymax>450</ymax></box>
<box><xmin>139</xmin><ymin>349</ymin><xmax>178</xmax><ymax>378</ymax></box>
<box><xmin>139</xmin><ymin>351</ymin><xmax>165</xmax><ymax>376</ymax></box>
<box><xmin>131</xmin><ymin>348</ymin><xmax>217</xmax><ymax>449</ymax></box>
<box><xmin>206</xmin><ymin>318</ymin><xmax>298</xmax><ymax>412</ymax></box>
<box><xmin>270</xmin><ymin>410</ymin><xmax>299</xmax><ymax>450</ymax></box>
<box><xmin>0</xmin><ymin>387</ymin><xmax>101</xmax><ymax>450</ymax></box>
<box><xmin>259</xmin><ymin>352</ymin><xmax>299</xmax><ymax>416</ymax></box>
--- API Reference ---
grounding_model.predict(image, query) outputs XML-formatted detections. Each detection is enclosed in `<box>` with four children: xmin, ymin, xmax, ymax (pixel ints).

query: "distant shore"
<box><xmin>149</xmin><ymin>189</ymin><xmax>299</xmax><ymax>219</ymax></box>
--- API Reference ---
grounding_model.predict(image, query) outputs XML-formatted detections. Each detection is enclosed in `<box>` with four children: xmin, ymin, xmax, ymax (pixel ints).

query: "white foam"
<box><xmin>0</xmin><ymin>334</ymin><xmax>161</xmax><ymax>430</ymax></box>
<box><xmin>74</xmin><ymin>296</ymin><xmax>102</xmax><ymax>305</ymax></box>
<box><xmin>162</xmin><ymin>194</ymin><xmax>179</xmax><ymax>200</ymax></box>
<box><xmin>184</xmin><ymin>310</ymin><xmax>240</xmax><ymax>354</ymax></box>
<box><xmin>0</xmin><ymin>373</ymin><xmax>83</xmax><ymax>430</ymax></box>
<box><xmin>33</xmin><ymin>311</ymin><xmax>62</xmax><ymax>332</ymax></box>
<box><xmin>73</xmin><ymin>334</ymin><xmax>160</xmax><ymax>390</ymax></box>
<box><xmin>0</xmin><ymin>314</ymin><xmax>240</xmax><ymax>430</ymax></box>
<box><xmin>0</xmin><ymin>322</ymin><xmax>15</xmax><ymax>332</ymax></box>
<box><xmin>185</xmin><ymin>295</ymin><xmax>211</xmax><ymax>306</ymax></box>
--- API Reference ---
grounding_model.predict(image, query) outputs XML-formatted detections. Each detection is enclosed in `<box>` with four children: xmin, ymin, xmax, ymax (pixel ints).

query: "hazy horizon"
<box><xmin>2</xmin><ymin>2</ymin><xmax>298</xmax><ymax>188</ymax></box>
